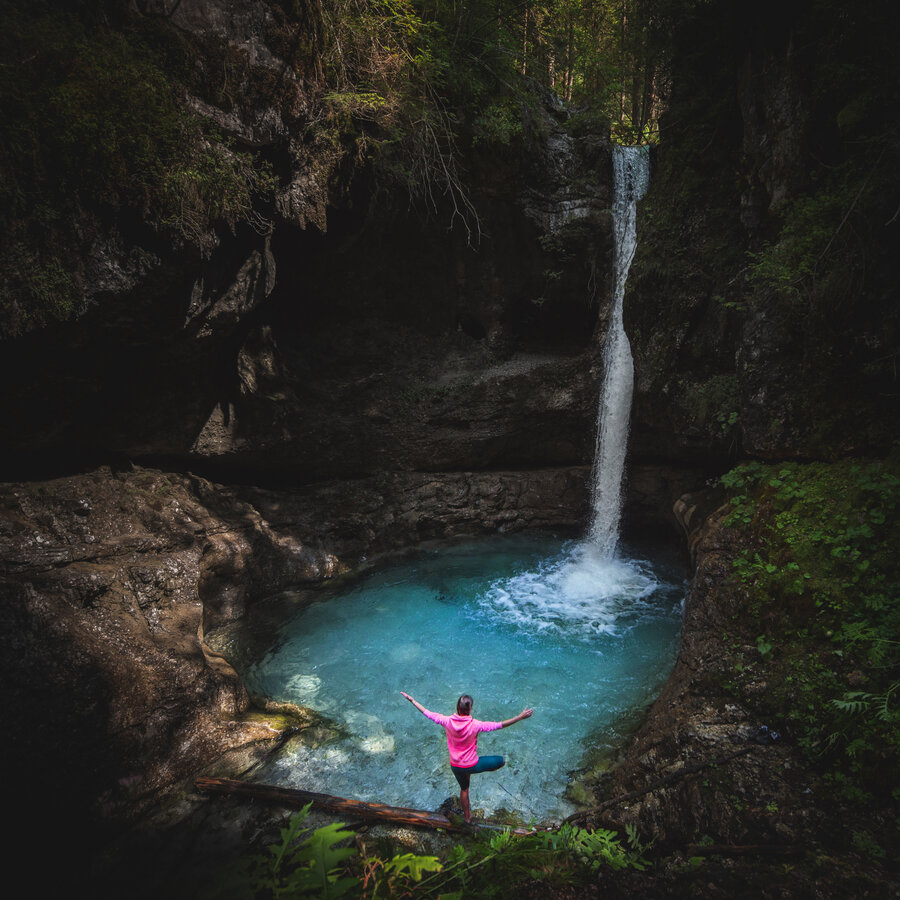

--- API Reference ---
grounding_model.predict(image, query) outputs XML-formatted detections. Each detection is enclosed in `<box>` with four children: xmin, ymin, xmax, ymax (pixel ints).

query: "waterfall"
<box><xmin>588</xmin><ymin>145</ymin><xmax>650</xmax><ymax>558</ymax></box>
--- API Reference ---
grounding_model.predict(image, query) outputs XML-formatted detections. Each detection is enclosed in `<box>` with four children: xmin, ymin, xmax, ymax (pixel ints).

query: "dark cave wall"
<box><xmin>0</xmin><ymin>102</ymin><xmax>612</xmax><ymax>488</ymax></box>
<box><xmin>626</xmin><ymin>0</ymin><xmax>899</xmax><ymax>468</ymax></box>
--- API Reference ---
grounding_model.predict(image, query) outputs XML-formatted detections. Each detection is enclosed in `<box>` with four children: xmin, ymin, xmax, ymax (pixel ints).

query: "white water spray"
<box><xmin>588</xmin><ymin>146</ymin><xmax>650</xmax><ymax>558</ymax></box>
<box><xmin>214</xmin><ymin>146</ymin><xmax>681</xmax><ymax>825</ymax></box>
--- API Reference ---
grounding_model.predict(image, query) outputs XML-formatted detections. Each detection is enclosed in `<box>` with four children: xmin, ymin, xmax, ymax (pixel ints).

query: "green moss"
<box><xmin>243</xmin><ymin>709</ymin><xmax>305</xmax><ymax>733</ymax></box>
<box><xmin>720</xmin><ymin>456</ymin><xmax>900</xmax><ymax>803</ymax></box>
<box><xmin>679</xmin><ymin>374</ymin><xmax>740</xmax><ymax>438</ymax></box>
<box><xmin>0</xmin><ymin>1</ymin><xmax>274</xmax><ymax>335</ymax></box>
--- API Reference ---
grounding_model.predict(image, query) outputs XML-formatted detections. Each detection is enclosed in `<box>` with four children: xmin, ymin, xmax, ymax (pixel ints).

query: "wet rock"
<box><xmin>0</xmin><ymin>460</ymin><xmax>590</xmax><ymax>833</ymax></box>
<box><xmin>626</xmin><ymin>465</ymin><xmax>717</xmax><ymax>538</ymax></box>
<box><xmin>519</xmin><ymin>122</ymin><xmax>610</xmax><ymax>236</ymax></box>
<box><xmin>583</xmin><ymin>489</ymin><xmax>897</xmax><ymax>895</ymax></box>
<box><xmin>185</xmin><ymin>240</ymin><xmax>276</xmax><ymax>338</ymax></box>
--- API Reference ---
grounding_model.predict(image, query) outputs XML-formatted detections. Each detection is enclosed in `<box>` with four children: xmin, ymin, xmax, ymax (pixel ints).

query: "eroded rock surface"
<box><xmin>587</xmin><ymin>496</ymin><xmax>897</xmax><ymax>897</ymax></box>
<box><xmin>0</xmin><ymin>461</ymin><xmax>589</xmax><ymax>831</ymax></box>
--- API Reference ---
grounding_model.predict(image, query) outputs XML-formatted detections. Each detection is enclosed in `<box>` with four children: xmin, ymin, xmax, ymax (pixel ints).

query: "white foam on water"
<box><xmin>479</xmin><ymin>541</ymin><xmax>664</xmax><ymax>640</ymax></box>
<box><xmin>216</xmin><ymin>535</ymin><xmax>685</xmax><ymax>822</ymax></box>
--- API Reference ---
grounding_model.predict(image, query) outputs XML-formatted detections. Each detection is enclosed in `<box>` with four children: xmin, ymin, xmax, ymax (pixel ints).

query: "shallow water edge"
<box><xmin>207</xmin><ymin>532</ymin><xmax>687</xmax><ymax>823</ymax></box>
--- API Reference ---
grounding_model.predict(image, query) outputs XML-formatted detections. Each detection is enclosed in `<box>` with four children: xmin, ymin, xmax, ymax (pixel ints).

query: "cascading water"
<box><xmin>588</xmin><ymin>146</ymin><xmax>650</xmax><ymax>558</ymax></box>
<box><xmin>206</xmin><ymin>145</ymin><xmax>681</xmax><ymax>824</ymax></box>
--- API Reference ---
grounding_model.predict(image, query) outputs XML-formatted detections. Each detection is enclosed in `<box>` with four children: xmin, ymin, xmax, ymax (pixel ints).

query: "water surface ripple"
<box><xmin>210</xmin><ymin>534</ymin><xmax>685</xmax><ymax>822</ymax></box>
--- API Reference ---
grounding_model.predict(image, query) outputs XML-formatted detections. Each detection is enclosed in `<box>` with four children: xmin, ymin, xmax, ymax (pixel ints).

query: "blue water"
<box><xmin>211</xmin><ymin>534</ymin><xmax>685</xmax><ymax>822</ymax></box>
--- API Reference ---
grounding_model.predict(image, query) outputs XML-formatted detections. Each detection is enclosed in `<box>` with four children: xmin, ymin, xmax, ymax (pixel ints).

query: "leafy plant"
<box><xmin>832</xmin><ymin>682</ymin><xmax>899</xmax><ymax>723</ymax></box>
<box><xmin>240</xmin><ymin>807</ymin><xmax>651</xmax><ymax>899</ymax></box>
<box><xmin>252</xmin><ymin>805</ymin><xmax>359</xmax><ymax>899</ymax></box>
<box><xmin>360</xmin><ymin>850</ymin><xmax>442</xmax><ymax>897</ymax></box>
<box><xmin>719</xmin><ymin>456</ymin><xmax>900</xmax><ymax>803</ymax></box>
<box><xmin>559</xmin><ymin>821</ymin><xmax>650</xmax><ymax>872</ymax></box>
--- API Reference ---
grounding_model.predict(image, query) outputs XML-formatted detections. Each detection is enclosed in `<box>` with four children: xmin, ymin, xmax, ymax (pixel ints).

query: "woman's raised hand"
<box><xmin>501</xmin><ymin>707</ymin><xmax>534</xmax><ymax>728</ymax></box>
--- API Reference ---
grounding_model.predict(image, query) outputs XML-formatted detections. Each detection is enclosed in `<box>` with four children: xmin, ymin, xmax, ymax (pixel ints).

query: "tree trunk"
<box><xmin>194</xmin><ymin>777</ymin><xmax>535</xmax><ymax>834</ymax></box>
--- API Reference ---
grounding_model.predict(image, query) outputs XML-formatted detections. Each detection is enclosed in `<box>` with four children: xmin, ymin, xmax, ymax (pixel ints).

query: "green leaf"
<box><xmin>293</xmin><ymin>821</ymin><xmax>358</xmax><ymax>883</ymax></box>
<box><xmin>382</xmin><ymin>852</ymin><xmax>443</xmax><ymax>881</ymax></box>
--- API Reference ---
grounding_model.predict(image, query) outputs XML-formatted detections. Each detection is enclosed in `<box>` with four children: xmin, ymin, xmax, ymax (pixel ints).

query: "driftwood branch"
<box><xmin>198</xmin><ymin>747</ymin><xmax>757</xmax><ymax>837</ymax></box>
<box><xmin>194</xmin><ymin>777</ymin><xmax>534</xmax><ymax>834</ymax></box>
<box><xmin>563</xmin><ymin>746</ymin><xmax>755</xmax><ymax>826</ymax></box>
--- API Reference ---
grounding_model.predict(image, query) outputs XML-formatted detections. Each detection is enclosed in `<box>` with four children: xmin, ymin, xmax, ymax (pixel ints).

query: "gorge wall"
<box><xmin>586</xmin><ymin>3</ymin><xmax>899</xmax><ymax>894</ymax></box>
<box><xmin>1</xmin><ymin>0</ymin><xmax>898</xmax><ymax>894</ymax></box>
<box><xmin>0</xmin><ymin>0</ymin><xmax>629</xmax><ymax>858</ymax></box>
<box><xmin>625</xmin><ymin>1</ymin><xmax>898</xmax><ymax>466</ymax></box>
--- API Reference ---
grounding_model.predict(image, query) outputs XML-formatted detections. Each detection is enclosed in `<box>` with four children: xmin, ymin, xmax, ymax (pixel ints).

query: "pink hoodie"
<box><xmin>421</xmin><ymin>709</ymin><xmax>502</xmax><ymax>768</ymax></box>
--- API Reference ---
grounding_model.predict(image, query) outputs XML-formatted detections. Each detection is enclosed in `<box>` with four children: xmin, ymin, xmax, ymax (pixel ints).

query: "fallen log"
<box><xmin>194</xmin><ymin>777</ymin><xmax>534</xmax><ymax>835</ymax></box>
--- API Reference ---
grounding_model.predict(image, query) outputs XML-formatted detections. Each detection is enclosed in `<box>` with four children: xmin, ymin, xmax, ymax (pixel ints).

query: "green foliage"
<box><xmin>832</xmin><ymin>682</ymin><xmax>899</xmax><ymax>724</ymax></box>
<box><xmin>245</xmin><ymin>805</ymin><xmax>361</xmax><ymax>899</ymax></box>
<box><xmin>360</xmin><ymin>850</ymin><xmax>442</xmax><ymax>897</ymax></box>
<box><xmin>559</xmin><ymin>821</ymin><xmax>650</xmax><ymax>872</ymax></box>
<box><xmin>412</xmin><ymin>822</ymin><xmax>649</xmax><ymax>896</ymax></box>
<box><xmin>239</xmin><ymin>808</ymin><xmax>649</xmax><ymax>899</ymax></box>
<box><xmin>472</xmin><ymin>101</ymin><xmax>524</xmax><ymax>147</ymax></box>
<box><xmin>4</xmin><ymin>249</ymin><xmax>80</xmax><ymax>325</ymax></box>
<box><xmin>307</xmin><ymin>0</ymin><xmax>501</xmax><ymax>239</ymax></box>
<box><xmin>313</xmin><ymin>0</ymin><xmax>664</xmax><ymax>219</ymax></box>
<box><xmin>159</xmin><ymin>137</ymin><xmax>274</xmax><ymax>246</ymax></box>
<box><xmin>719</xmin><ymin>456</ymin><xmax>900</xmax><ymax>803</ymax></box>
<box><xmin>746</xmin><ymin>175</ymin><xmax>865</xmax><ymax>307</ymax></box>
<box><xmin>850</xmin><ymin>828</ymin><xmax>886</xmax><ymax>861</ymax></box>
<box><xmin>676</xmin><ymin>374</ymin><xmax>741</xmax><ymax>447</ymax></box>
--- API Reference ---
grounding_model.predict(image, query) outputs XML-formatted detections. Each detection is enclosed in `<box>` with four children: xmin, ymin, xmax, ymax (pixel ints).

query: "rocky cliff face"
<box><xmin>626</xmin><ymin>3</ymin><xmax>898</xmax><ymax>468</ymax></box>
<box><xmin>0</xmin><ymin>462</ymin><xmax>588</xmax><ymax>828</ymax></box>
<box><xmin>581</xmin><ymin>3</ymin><xmax>900</xmax><ymax>892</ymax></box>
<box><xmin>0</xmin><ymin>5</ymin><xmax>617</xmax><ymax>485</ymax></box>
<box><xmin>0</xmin><ymin>2</ymin><xmax>630</xmax><ymax>856</ymax></box>
<box><xmin>583</xmin><ymin>492</ymin><xmax>896</xmax><ymax>897</ymax></box>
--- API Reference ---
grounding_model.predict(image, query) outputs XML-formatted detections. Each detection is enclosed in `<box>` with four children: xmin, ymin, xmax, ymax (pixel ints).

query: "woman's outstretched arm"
<box><xmin>500</xmin><ymin>708</ymin><xmax>534</xmax><ymax>728</ymax></box>
<box><xmin>400</xmin><ymin>691</ymin><xmax>429</xmax><ymax>716</ymax></box>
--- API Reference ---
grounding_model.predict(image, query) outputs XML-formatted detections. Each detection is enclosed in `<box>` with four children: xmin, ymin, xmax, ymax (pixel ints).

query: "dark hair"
<box><xmin>457</xmin><ymin>694</ymin><xmax>473</xmax><ymax>716</ymax></box>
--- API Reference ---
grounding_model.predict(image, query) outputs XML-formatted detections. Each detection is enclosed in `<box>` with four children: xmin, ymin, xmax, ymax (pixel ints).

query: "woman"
<box><xmin>400</xmin><ymin>691</ymin><xmax>533</xmax><ymax>823</ymax></box>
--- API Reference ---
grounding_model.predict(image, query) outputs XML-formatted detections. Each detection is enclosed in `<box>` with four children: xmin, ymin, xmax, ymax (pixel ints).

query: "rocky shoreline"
<box><xmin>3</xmin><ymin>464</ymin><xmax>897</xmax><ymax>896</ymax></box>
<box><xmin>0</xmin><ymin>463</ymin><xmax>591</xmax><ymax>820</ymax></box>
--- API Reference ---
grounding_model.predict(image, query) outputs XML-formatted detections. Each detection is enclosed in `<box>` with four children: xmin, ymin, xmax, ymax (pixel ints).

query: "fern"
<box><xmin>286</xmin><ymin>822</ymin><xmax>359</xmax><ymax>898</ymax></box>
<box><xmin>252</xmin><ymin>806</ymin><xmax>358</xmax><ymax>899</ymax></box>
<box><xmin>832</xmin><ymin>682</ymin><xmax>899</xmax><ymax>722</ymax></box>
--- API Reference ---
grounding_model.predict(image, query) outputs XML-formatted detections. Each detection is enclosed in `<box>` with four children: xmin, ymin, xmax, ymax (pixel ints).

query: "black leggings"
<box><xmin>450</xmin><ymin>755</ymin><xmax>505</xmax><ymax>790</ymax></box>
